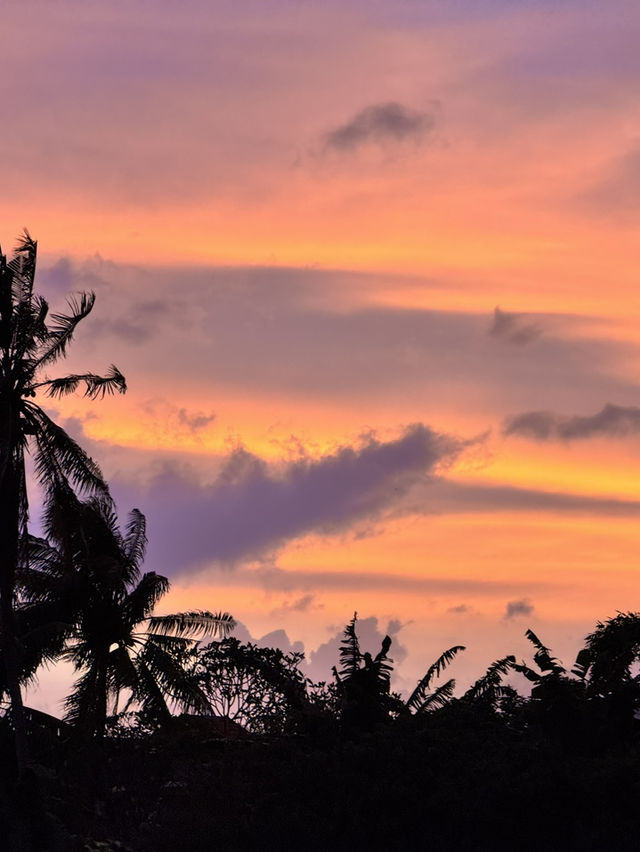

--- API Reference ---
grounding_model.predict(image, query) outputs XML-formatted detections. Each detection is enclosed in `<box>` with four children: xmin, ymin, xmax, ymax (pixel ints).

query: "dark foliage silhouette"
<box><xmin>18</xmin><ymin>484</ymin><xmax>235</xmax><ymax>739</ymax></box>
<box><xmin>0</xmin><ymin>231</ymin><xmax>125</xmax><ymax>771</ymax></box>
<box><xmin>195</xmin><ymin>637</ymin><xmax>331</xmax><ymax>734</ymax></box>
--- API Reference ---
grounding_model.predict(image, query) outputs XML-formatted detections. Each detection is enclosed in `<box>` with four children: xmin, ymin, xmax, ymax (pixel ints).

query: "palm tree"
<box><xmin>19</xmin><ymin>483</ymin><xmax>235</xmax><ymax>739</ymax></box>
<box><xmin>332</xmin><ymin>614</ymin><xmax>465</xmax><ymax>729</ymax></box>
<box><xmin>332</xmin><ymin>613</ymin><xmax>396</xmax><ymax>729</ymax></box>
<box><xmin>0</xmin><ymin>231</ymin><xmax>125</xmax><ymax>768</ymax></box>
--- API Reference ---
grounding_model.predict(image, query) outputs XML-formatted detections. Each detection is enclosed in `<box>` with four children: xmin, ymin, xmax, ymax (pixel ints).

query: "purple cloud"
<box><xmin>124</xmin><ymin>424</ymin><xmax>462</xmax><ymax>574</ymax></box>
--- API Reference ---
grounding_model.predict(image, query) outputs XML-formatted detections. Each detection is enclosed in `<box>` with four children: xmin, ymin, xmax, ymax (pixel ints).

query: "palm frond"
<box><xmin>146</xmin><ymin>610</ymin><xmax>235</xmax><ymax>639</ymax></box>
<box><xmin>9</xmin><ymin>230</ymin><xmax>37</xmax><ymax>305</ymax></box>
<box><xmin>338</xmin><ymin>613</ymin><xmax>361</xmax><ymax>679</ymax></box>
<box><xmin>122</xmin><ymin>509</ymin><xmax>147</xmax><ymax>570</ymax></box>
<box><xmin>525</xmin><ymin>629</ymin><xmax>565</xmax><ymax>675</ymax></box>
<box><xmin>416</xmin><ymin>679</ymin><xmax>456</xmax><ymax>713</ymax></box>
<box><xmin>136</xmin><ymin>639</ymin><xmax>209</xmax><ymax>716</ymax></box>
<box><xmin>406</xmin><ymin>645</ymin><xmax>465</xmax><ymax>711</ymax></box>
<box><xmin>512</xmin><ymin>661</ymin><xmax>542</xmax><ymax>683</ymax></box>
<box><xmin>463</xmin><ymin>655</ymin><xmax>516</xmax><ymax>702</ymax></box>
<box><xmin>39</xmin><ymin>364</ymin><xmax>127</xmax><ymax>400</ymax></box>
<box><xmin>27</xmin><ymin>404</ymin><xmax>110</xmax><ymax>498</ymax></box>
<box><xmin>122</xmin><ymin>573</ymin><xmax>171</xmax><ymax>628</ymax></box>
<box><xmin>33</xmin><ymin>291</ymin><xmax>96</xmax><ymax>368</ymax></box>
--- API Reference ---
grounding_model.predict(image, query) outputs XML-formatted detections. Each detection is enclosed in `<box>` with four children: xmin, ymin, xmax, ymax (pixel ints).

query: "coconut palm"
<box><xmin>0</xmin><ymin>231</ymin><xmax>125</xmax><ymax>767</ymax></box>
<box><xmin>19</xmin><ymin>482</ymin><xmax>235</xmax><ymax>739</ymax></box>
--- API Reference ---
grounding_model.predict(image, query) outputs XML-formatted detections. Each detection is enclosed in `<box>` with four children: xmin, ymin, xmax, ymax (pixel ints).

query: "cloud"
<box><xmin>503</xmin><ymin>403</ymin><xmax>640</xmax><ymax>441</ymax></box>
<box><xmin>415</xmin><ymin>479</ymin><xmax>640</xmax><ymax>518</ymax></box>
<box><xmin>324</xmin><ymin>102</ymin><xmax>437</xmax><ymax>152</ymax></box>
<box><xmin>229</xmin><ymin>621</ymin><xmax>304</xmax><ymax>656</ymax></box>
<box><xmin>503</xmin><ymin>599</ymin><xmax>534</xmax><ymax>620</ymax></box>
<box><xmin>177</xmin><ymin>409</ymin><xmax>216</xmax><ymax>432</ymax></box>
<box><xmin>448</xmin><ymin>604</ymin><xmax>469</xmax><ymax>614</ymax></box>
<box><xmin>246</xmin><ymin>565</ymin><xmax>557</xmax><ymax>597</ymax></box>
<box><xmin>122</xmin><ymin>424</ymin><xmax>462</xmax><ymax>574</ymax></box>
<box><xmin>489</xmin><ymin>307</ymin><xmax>542</xmax><ymax>346</ymax></box>
<box><xmin>270</xmin><ymin>594</ymin><xmax>319</xmax><ymax>618</ymax></box>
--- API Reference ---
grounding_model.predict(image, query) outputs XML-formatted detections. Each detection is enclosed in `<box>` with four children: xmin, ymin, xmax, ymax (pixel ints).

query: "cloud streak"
<box><xmin>503</xmin><ymin>404</ymin><xmax>640</xmax><ymax>442</ymax></box>
<box><xmin>324</xmin><ymin>102</ymin><xmax>437</xmax><ymax>152</ymax></box>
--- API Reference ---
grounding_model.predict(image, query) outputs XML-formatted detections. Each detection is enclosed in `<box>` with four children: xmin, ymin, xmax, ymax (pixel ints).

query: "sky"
<box><xmin>3</xmin><ymin>0</ymin><xmax>640</xmax><ymax>708</ymax></box>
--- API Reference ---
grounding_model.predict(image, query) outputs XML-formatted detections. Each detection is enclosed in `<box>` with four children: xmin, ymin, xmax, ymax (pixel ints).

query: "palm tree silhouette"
<box><xmin>333</xmin><ymin>613</ymin><xmax>465</xmax><ymax>728</ymax></box>
<box><xmin>0</xmin><ymin>232</ymin><xmax>125</xmax><ymax>768</ymax></box>
<box><xmin>19</xmin><ymin>482</ymin><xmax>235</xmax><ymax>739</ymax></box>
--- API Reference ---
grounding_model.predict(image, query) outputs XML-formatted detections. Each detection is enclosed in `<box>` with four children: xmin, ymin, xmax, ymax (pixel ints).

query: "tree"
<box><xmin>20</xmin><ymin>485</ymin><xmax>235</xmax><ymax>738</ymax></box>
<box><xmin>195</xmin><ymin>638</ymin><xmax>313</xmax><ymax>735</ymax></box>
<box><xmin>332</xmin><ymin>613</ymin><xmax>464</xmax><ymax>730</ymax></box>
<box><xmin>332</xmin><ymin>613</ymin><xmax>397</xmax><ymax>730</ymax></box>
<box><xmin>0</xmin><ymin>231</ymin><xmax>125</xmax><ymax>769</ymax></box>
<box><xmin>18</xmin><ymin>484</ymin><xmax>235</xmax><ymax>739</ymax></box>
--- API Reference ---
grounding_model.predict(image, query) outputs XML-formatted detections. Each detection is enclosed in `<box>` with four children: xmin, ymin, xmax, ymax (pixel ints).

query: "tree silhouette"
<box><xmin>333</xmin><ymin>613</ymin><xmax>465</xmax><ymax>729</ymax></box>
<box><xmin>18</xmin><ymin>482</ymin><xmax>235</xmax><ymax>739</ymax></box>
<box><xmin>195</xmin><ymin>638</ymin><xmax>314</xmax><ymax>734</ymax></box>
<box><xmin>0</xmin><ymin>232</ymin><xmax>125</xmax><ymax>769</ymax></box>
<box><xmin>405</xmin><ymin>644</ymin><xmax>465</xmax><ymax>714</ymax></box>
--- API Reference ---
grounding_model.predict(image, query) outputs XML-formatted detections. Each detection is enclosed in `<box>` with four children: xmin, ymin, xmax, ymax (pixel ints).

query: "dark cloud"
<box><xmin>123</xmin><ymin>424</ymin><xmax>462</xmax><ymax>574</ymax></box>
<box><xmin>504</xmin><ymin>599</ymin><xmax>534</xmax><ymax>620</ymax></box>
<box><xmin>324</xmin><ymin>102</ymin><xmax>437</xmax><ymax>152</ymax></box>
<box><xmin>177</xmin><ymin>409</ymin><xmax>216</xmax><ymax>432</ymax></box>
<box><xmin>448</xmin><ymin>604</ymin><xmax>469</xmax><ymax>614</ymax></box>
<box><xmin>503</xmin><ymin>403</ymin><xmax>640</xmax><ymax>442</ymax></box>
<box><xmin>489</xmin><ymin>307</ymin><xmax>542</xmax><ymax>346</ymax></box>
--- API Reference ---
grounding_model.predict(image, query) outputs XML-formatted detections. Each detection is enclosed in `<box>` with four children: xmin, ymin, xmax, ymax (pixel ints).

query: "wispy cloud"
<box><xmin>503</xmin><ymin>403</ymin><xmax>640</xmax><ymax>441</ymax></box>
<box><xmin>503</xmin><ymin>599</ymin><xmax>534</xmax><ymax>620</ymax></box>
<box><xmin>324</xmin><ymin>102</ymin><xmax>438</xmax><ymax>152</ymax></box>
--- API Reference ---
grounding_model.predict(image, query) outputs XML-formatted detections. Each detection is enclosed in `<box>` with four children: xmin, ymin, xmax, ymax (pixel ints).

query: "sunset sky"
<box><xmin>4</xmin><ymin>0</ymin><xmax>640</xmax><ymax>706</ymax></box>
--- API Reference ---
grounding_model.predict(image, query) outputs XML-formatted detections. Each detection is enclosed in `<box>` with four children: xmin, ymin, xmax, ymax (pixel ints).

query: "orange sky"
<box><xmin>7</xmin><ymin>0</ymin><xmax>640</xmax><ymax>705</ymax></box>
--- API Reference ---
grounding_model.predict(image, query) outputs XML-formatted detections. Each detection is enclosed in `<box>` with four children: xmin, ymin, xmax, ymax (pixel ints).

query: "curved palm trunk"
<box><xmin>0</xmin><ymin>415</ymin><xmax>29</xmax><ymax>775</ymax></box>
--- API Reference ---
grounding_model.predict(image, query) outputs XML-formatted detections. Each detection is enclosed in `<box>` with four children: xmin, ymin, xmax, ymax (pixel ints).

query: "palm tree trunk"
<box><xmin>0</xmin><ymin>459</ymin><xmax>29</xmax><ymax>776</ymax></box>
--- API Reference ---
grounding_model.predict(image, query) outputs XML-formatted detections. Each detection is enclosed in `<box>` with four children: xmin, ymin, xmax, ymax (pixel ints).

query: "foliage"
<box><xmin>0</xmin><ymin>231</ymin><xmax>126</xmax><ymax>771</ymax></box>
<box><xmin>18</xmin><ymin>486</ymin><xmax>234</xmax><ymax>738</ymax></box>
<box><xmin>195</xmin><ymin>638</ymin><xmax>315</xmax><ymax>734</ymax></box>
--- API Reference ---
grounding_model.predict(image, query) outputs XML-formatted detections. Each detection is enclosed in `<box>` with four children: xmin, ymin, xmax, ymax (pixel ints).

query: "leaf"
<box><xmin>41</xmin><ymin>364</ymin><xmax>127</xmax><ymax>400</ymax></box>
<box><xmin>146</xmin><ymin>610</ymin><xmax>235</xmax><ymax>639</ymax></box>
<box><xmin>33</xmin><ymin>291</ymin><xmax>95</xmax><ymax>368</ymax></box>
<box><xmin>464</xmin><ymin>655</ymin><xmax>516</xmax><ymax>703</ymax></box>
<box><xmin>338</xmin><ymin>612</ymin><xmax>361</xmax><ymax>679</ymax></box>
<box><xmin>406</xmin><ymin>645</ymin><xmax>465</xmax><ymax>711</ymax></box>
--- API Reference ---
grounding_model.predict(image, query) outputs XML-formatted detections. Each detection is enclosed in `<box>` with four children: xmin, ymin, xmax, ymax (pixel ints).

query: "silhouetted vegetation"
<box><xmin>3</xmin><ymin>232</ymin><xmax>640</xmax><ymax>849</ymax></box>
